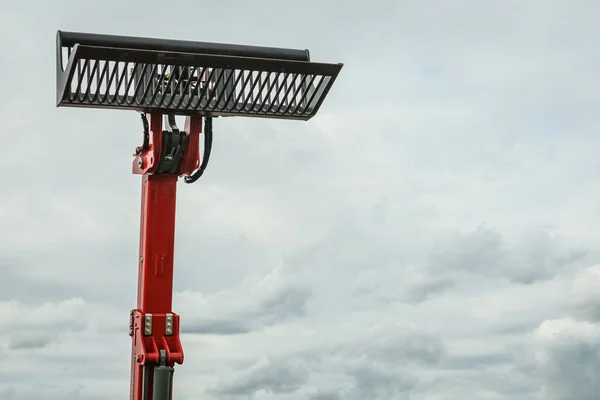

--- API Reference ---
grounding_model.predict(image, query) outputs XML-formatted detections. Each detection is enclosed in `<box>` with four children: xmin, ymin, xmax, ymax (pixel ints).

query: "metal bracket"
<box><xmin>144</xmin><ymin>314</ymin><xmax>152</xmax><ymax>336</ymax></box>
<box><xmin>129</xmin><ymin>309</ymin><xmax>135</xmax><ymax>337</ymax></box>
<box><xmin>155</xmin><ymin>115</ymin><xmax>189</xmax><ymax>175</ymax></box>
<box><xmin>165</xmin><ymin>313</ymin><xmax>173</xmax><ymax>336</ymax></box>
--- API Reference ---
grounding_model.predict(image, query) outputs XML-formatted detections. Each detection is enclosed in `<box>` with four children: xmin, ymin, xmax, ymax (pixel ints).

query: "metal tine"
<box><xmin>251</xmin><ymin>71</ymin><xmax>265</xmax><ymax>111</ymax></box>
<box><xmin>96</xmin><ymin>60</ymin><xmax>113</xmax><ymax>103</ymax></box>
<box><xmin>181</xmin><ymin>67</ymin><xmax>203</xmax><ymax>109</ymax></box>
<box><xmin>76</xmin><ymin>59</ymin><xmax>91</xmax><ymax>103</ymax></box>
<box><xmin>166</xmin><ymin>66</ymin><xmax>191</xmax><ymax>108</ymax></box>
<box><xmin>297</xmin><ymin>73</ymin><xmax>317</xmax><ymax>114</ymax></box>
<box><xmin>262</xmin><ymin>72</ymin><xmax>280</xmax><ymax>112</ymax></box>
<box><xmin>95</xmin><ymin>60</ymin><xmax>101</xmax><ymax>98</ymax></box>
<box><xmin>137</xmin><ymin>63</ymin><xmax>159</xmax><ymax>106</ymax></box>
<box><xmin>215</xmin><ymin>68</ymin><xmax>237</xmax><ymax>111</ymax></box>
<box><xmin>211</xmin><ymin>68</ymin><xmax>224</xmax><ymax>109</ymax></box>
<box><xmin>125</xmin><ymin>64</ymin><xmax>144</xmax><ymax>106</ymax></box>
<box><xmin>275</xmin><ymin>73</ymin><xmax>299</xmax><ymax>114</ymax></box>
<box><xmin>232</xmin><ymin>70</ymin><xmax>253</xmax><ymax>112</ymax></box>
<box><xmin>149</xmin><ymin>64</ymin><xmax>169</xmax><ymax>106</ymax></box>
<box><xmin>82</xmin><ymin>60</ymin><xmax>99</xmax><ymax>102</ymax></box>
<box><xmin>254</xmin><ymin>71</ymin><xmax>265</xmax><ymax>110</ymax></box>
<box><xmin>181</xmin><ymin>67</ymin><xmax>206</xmax><ymax>109</ymax></box>
<box><xmin>280</xmin><ymin>73</ymin><xmax>291</xmax><ymax>110</ymax></box>
<box><xmin>192</xmin><ymin>67</ymin><xmax>217</xmax><ymax>110</ymax></box>
<box><xmin>214</xmin><ymin>68</ymin><xmax>225</xmax><ymax>108</ymax></box>
<box><xmin>207</xmin><ymin>68</ymin><xmax>227</xmax><ymax>109</ymax></box>
<box><xmin>122</xmin><ymin>63</ymin><xmax>146</xmax><ymax>106</ymax></box>
<box><xmin>110</xmin><ymin>61</ymin><xmax>129</xmax><ymax>105</ymax></box>
<box><xmin>291</xmin><ymin>73</ymin><xmax>298</xmax><ymax>109</ymax></box>
<box><xmin>296</xmin><ymin>74</ymin><xmax>313</xmax><ymax>113</ymax></box>
<box><xmin>243</xmin><ymin>71</ymin><xmax>264</xmax><ymax>112</ymax></box>
<box><xmin>250</xmin><ymin>71</ymin><xmax>273</xmax><ymax>113</ymax></box>
<box><xmin>267</xmin><ymin>74</ymin><xmax>289</xmax><ymax>114</ymax></box>
<box><xmin>171</xmin><ymin>66</ymin><xmax>195</xmax><ymax>109</ymax></box>
<box><xmin>234</xmin><ymin>70</ymin><xmax>249</xmax><ymax>109</ymax></box>
<box><xmin>247</xmin><ymin>71</ymin><xmax>257</xmax><ymax>107</ymax></box>
<box><xmin>241</xmin><ymin>70</ymin><xmax>255</xmax><ymax>107</ymax></box>
<box><xmin>72</xmin><ymin>58</ymin><xmax>89</xmax><ymax>102</ymax></box>
<box><xmin>283</xmin><ymin>74</ymin><xmax>308</xmax><ymax>114</ymax></box>
<box><xmin>310</xmin><ymin>75</ymin><xmax>334</xmax><ymax>113</ymax></box>
<box><xmin>221</xmin><ymin>68</ymin><xmax>245</xmax><ymax>111</ymax></box>
<box><xmin>304</xmin><ymin>75</ymin><xmax>325</xmax><ymax>113</ymax></box>
<box><xmin>271</xmin><ymin>74</ymin><xmax>281</xmax><ymax>109</ymax></box>
<box><xmin>73</xmin><ymin>57</ymin><xmax>82</xmax><ymax>101</ymax></box>
<box><xmin>237</xmin><ymin>71</ymin><xmax>250</xmax><ymax>109</ymax></box>
<box><xmin>170</xmin><ymin>66</ymin><xmax>178</xmax><ymax>102</ymax></box>
<box><xmin>247</xmin><ymin>71</ymin><xmax>257</xmax><ymax>108</ymax></box>
<box><xmin>99</xmin><ymin>60</ymin><xmax>119</xmax><ymax>103</ymax></box>
<box><xmin>201</xmin><ymin>68</ymin><xmax>220</xmax><ymax>109</ymax></box>
<box><xmin>156</xmin><ymin>64</ymin><xmax>178</xmax><ymax>107</ymax></box>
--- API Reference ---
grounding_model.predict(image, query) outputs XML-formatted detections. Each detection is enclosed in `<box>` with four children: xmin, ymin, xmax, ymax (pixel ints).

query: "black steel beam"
<box><xmin>58</xmin><ymin>31</ymin><xmax>310</xmax><ymax>62</ymax></box>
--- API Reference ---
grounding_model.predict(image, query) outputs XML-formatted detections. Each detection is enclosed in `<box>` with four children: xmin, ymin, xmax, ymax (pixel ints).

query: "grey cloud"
<box><xmin>0</xmin><ymin>388</ymin><xmax>15</xmax><ymax>400</ymax></box>
<box><xmin>0</xmin><ymin>298</ymin><xmax>89</xmax><ymax>351</ymax></box>
<box><xmin>287</xmin><ymin>221</ymin><xmax>587</xmax><ymax>310</ymax></box>
<box><xmin>353</xmin><ymin>334</ymin><xmax>446</xmax><ymax>366</ymax></box>
<box><xmin>8</xmin><ymin>335</ymin><xmax>53</xmax><ymax>350</ymax></box>
<box><xmin>493</xmin><ymin>320</ymin><xmax>544</xmax><ymax>335</ymax></box>
<box><xmin>250</xmin><ymin>286</ymin><xmax>310</xmax><ymax>324</ymax></box>
<box><xmin>181</xmin><ymin>318</ymin><xmax>253</xmax><ymax>336</ymax></box>
<box><xmin>427</xmin><ymin>226</ymin><xmax>587</xmax><ymax>284</ymax></box>
<box><xmin>394</xmin><ymin>271</ymin><xmax>455</xmax><ymax>304</ymax></box>
<box><xmin>347</xmin><ymin>365</ymin><xmax>416</xmax><ymax>400</ymax></box>
<box><xmin>209</xmin><ymin>357</ymin><xmax>309</xmax><ymax>398</ymax></box>
<box><xmin>2</xmin><ymin>0</ymin><xmax>600</xmax><ymax>398</ymax></box>
<box><xmin>439</xmin><ymin>353</ymin><xmax>514</xmax><ymax>370</ymax></box>
<box><xmin>309</xmin><ymin>391</ymin><xmax>342</xmax><ymax>400</ymax></box>
<box><xmin>518</xmin><ymin>318</ymin><xmax>600</xmax><ymax>400</ymax></box>
<box><xmin>181</xmin><ymin>283</ymin><xmax>311</xmax><ymax>336</ymax></box>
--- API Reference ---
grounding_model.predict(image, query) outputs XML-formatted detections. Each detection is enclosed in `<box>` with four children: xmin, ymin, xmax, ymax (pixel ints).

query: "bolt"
<box><xmin>137</xmin><ymin>156</ymin><xmax>144</xmax><ymax>168</ymax></box>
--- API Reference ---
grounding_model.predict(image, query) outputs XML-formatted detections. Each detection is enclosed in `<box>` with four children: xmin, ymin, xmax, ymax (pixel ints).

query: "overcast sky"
<box><xmin>1</xmin><ymin>0</ymin><xmax>600</xmax><ymax>399</ymax></box>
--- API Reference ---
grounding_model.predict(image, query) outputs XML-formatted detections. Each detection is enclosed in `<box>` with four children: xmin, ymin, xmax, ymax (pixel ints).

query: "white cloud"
<box><xmin>1</xmin><ymin>0</ymin><xmax>600</xmax><ymax>399</ymax></box>
<box><xmin>523</xmin><ymin>318</ymin><xmax>600</xmax><ymax>400</ymax></box>
<box><xmin>570</xmin><ymin>265</ymin><xmax>600</xmax><ymax>321</ymax></box>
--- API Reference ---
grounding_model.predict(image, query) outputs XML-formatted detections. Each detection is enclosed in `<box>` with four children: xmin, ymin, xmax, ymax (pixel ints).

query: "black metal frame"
<box><xmin>56</xmin><ymin>31</ymin><xmax>343</xmax><ymax>120</ymax></box>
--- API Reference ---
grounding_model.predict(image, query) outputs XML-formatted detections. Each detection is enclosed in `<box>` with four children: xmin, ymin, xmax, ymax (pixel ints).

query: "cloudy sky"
<box><xmin>1</xmin><ymin>0</ymin><xmax>600</xmax><ymax>399</ymax></box>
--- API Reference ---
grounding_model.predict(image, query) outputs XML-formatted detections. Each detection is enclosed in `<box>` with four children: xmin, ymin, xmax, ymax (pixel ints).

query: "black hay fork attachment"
<box><xmin>56</xmin><ymin>31</ymin><xmax>343</xmax><ymax>120</ymax></box>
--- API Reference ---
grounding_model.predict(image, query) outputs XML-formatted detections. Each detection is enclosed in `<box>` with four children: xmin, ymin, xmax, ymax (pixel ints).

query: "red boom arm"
<box><xmin>129</xmin><ymin>114</ymin><xmax>203</xmax><ymax>400</ymax></box>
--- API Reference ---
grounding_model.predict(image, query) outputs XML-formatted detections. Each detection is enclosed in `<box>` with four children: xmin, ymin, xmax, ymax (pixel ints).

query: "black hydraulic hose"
<box><xmin>184</xmin><ymin>116</ymin><xmax>213</xmax><ymax>184</ymax></box>
<box><xmin>141</xmin><ymin>113</ymin><xmax>150</xmax><ymax>150</ymax></box>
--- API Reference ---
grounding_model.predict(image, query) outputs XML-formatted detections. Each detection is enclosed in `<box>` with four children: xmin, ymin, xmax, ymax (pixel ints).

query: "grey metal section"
<box><xmin>152</xmin><ymin>366</ymin><xmax>174</xmax><ymax>400</ymax></box>
<box><xmin>152</xmin><ymin>350</ymin><xmax>174</xmax><ymax>400</ymax></box>
<box><xmin>141</xmin><ymin>365</ymin><xmax>152</xmax><ymax>400</ymax></box>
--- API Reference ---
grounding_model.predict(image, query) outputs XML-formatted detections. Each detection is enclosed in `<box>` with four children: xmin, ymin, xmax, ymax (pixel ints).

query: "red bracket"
<box><xmin>130</xmin><ymin>310</ymin><xmax>184</xmax><ymax>366</ymax></box>
<box><xmin>132</xmin><ymin>114</ymin><xmax>202</xmax><ymax>176</ymax></box>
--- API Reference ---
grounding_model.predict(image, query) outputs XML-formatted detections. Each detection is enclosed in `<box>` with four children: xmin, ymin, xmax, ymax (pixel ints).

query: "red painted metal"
<box><xmin>132</xmin><ymin>114</ymin><xmax>163</xmax><ymax>175</ymax></box>
<box><xmin>129</xmin><ymin>113</ymin><xmax>202</xmax><ymax>400</ymax></box>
